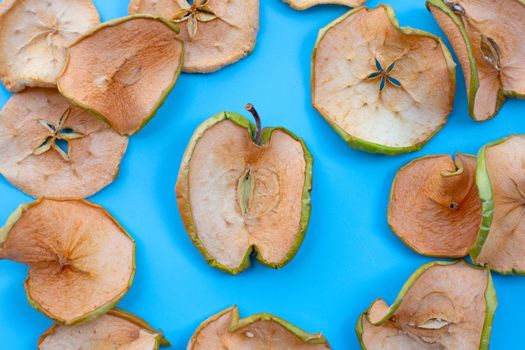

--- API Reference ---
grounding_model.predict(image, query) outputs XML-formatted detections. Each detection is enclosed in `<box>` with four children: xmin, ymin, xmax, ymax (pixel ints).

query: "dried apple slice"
<box><xmin>39</xmin><ymin>309</ymin><xmax>169</xmax><ymax>349</ymax></box>
<box><xmin>356</xmin><ymin>261</ymin><xmax>496</xmax><ymax>350</ymax></box>
<box><xmin>283</xmin><ymin>0</ymin><xmax>366</xmax><ymax>10</ymax></box>
<box><xmin>128</xmin><ymin>0</ymin><xmax>258</xmax><ymax>73</ymax></box>
<box><xmin>176</xmin><ymin>105</ymin><xmax>313</xmax><ymax>274</ymax></box>
<box><xmin>57</xmin><ymin>15</ymin><xmax>184</xmax><ymax>136</ymax></box>
<box><xmin>188</xmin><ymin>306</ymin><xmax>331</xmax><ymax>349</ymax></box>
<box><xmin>471</xmin><ymin>135</ymin><xmax>525</xmax><ymax>274</ymax></box>
<box><xmin>0</xmin><ymin>0</ymin><xmax>100</xmax><ymax>92</ymax></box>
<box><xmin>0</xmin><ymin>88</ymin><xmax>128</xmax><ymax>199</ymax></box>
<box><xmin>0</xmin><ymin>198</ymin><xmax>135</xmax><ymax>325</ymax></box>
<box><xmin>312</xmin><ymin>5</ymin><xmax>456</xmax><ymax>155</ymax></box>
<box><xmin>388</xmin><ymin>153</ymin><xmax>481</xmax><ymax>257</ymax></box>
<box><xmin>427</xmin><ymin>0</ymin><xmax>525</xmax><ymax>121</ymax></box>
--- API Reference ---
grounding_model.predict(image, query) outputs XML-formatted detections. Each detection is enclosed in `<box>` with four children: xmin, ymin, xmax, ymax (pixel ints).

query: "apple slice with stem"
<box><xmin>176</xmin><ymin>104</ymin><xmax>313</xmax><ymax>274</ymax></box>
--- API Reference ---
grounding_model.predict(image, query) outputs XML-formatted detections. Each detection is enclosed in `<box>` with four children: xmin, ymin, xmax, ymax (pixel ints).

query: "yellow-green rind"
<box><xmin>311</xmin><ymin>4</ymin><xmax>456</xmax><ymax>155</ymax></box>
<box><xmin>176</xmin><ymin>112</ymin><xmax>313</xmax><ymax>275</ymax></box>
<box><xmin>283</xmin><ymin>0</ymin><xmax>367</xmax><ymax>10</ymax></box>
<box><xmin>1</xmin><ymin>198</ymin><xmax>136</xmax><ymax>326</ymax></box>
<box><xmin>356</xmin><ymin>260</ymin><xmax>496</xmax><ymax>349</ymax></box>
<box><xmin>469</xmin><ymin>135</ymin><xmax>525</xmax><ymax>275</ymax></box>
<box><xmin>57</xmin><ymin>14</ymin><xmax>184</xmax><ymax>136</ymax></box>
<box><xmin>189</xmin><ymin>306</ymin><xmax>330</xmax><ymax>347</ymax></box>
<box><xmin>426</xmin><ymin>0</ymin><xmax>525</xmax><ymax>121</ymax></box>
<box><xmin>387</xmin><ymin>153</ymin><xmax>475</xmax><ymax>258</ymax></box>
<box><xmin>37</xmin><ymin>308</ymin><xmax>170</xmax><ymax>349</ymax></box>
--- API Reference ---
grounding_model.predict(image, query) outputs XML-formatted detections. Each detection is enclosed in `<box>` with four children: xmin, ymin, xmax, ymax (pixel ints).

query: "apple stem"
<box><xmin>245</xmin><ymin>103</ymin><xmax>262</xmax><ymax>145</ymax></box>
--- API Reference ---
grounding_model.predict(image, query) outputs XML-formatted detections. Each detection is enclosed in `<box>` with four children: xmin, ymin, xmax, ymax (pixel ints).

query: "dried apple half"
<box><xmin>57</xmin><ymin>15</ymin><xmax>184</xmax><ymax>136</ymax></box>
<box><xmin>176</xmin><ymin>105</ymin><xmax>313</xmax><ymax>274</ymax></box>
<box><xmin>39</xmin><ymin>309</ymin><xmax>169</xmax><ymax>349</ymax></box>
<box><xmin>312</xmin><ymin>5</ymin><xmax>456</xmax><ymax>155</ymax></box>
<box><xmin>0</xmin><ymin>88</ymin><xmax>128</xmax><ymax>199</ymax></box>
<box><xmin>471</xmin><ymin>135</ymin><xmax>525</xmax><ymax>274</ymax></box>
<box><xmin>0</xmin><ymin>0</ymin><xmax>100</xmax><ymax>92</ymax></box>
<box><xmin>188</xmin><ymin>306</ymin><xmax>331</xmax><ymax>349</ymax></box>
<box><xmin>283</xmin><ymin>0</ymin><xmax>366</xmax><ymax>10</ymax></box>
<box><xmin>0</xmin><ymin>198</ymin><xmax>135</xmax><ymax>325</ymax></box>
<box><xmin>128</xmin><ymin>0</ymin><xmax>258</xmax><ymax>73</ymax></box>
<box><xmin>427</xmin><ymin>0</ymin><xmax>525</xmax><ymax>121</ymax></box>
<box><xmin>388</xmin><ymin>153</ymin><xmax>481</xmax><ymax>257</ymax></box>
<box><xmin>356</xmin><ymin>261</ymin><xmax>496</xmax><ymax>350</ymax></box>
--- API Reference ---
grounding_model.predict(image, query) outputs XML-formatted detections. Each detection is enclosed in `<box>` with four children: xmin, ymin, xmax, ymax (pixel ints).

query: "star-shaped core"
<box><xmin>367</xmin><ymin>58</ymin><xmax>402</xmax><ymax>92</ymax></box>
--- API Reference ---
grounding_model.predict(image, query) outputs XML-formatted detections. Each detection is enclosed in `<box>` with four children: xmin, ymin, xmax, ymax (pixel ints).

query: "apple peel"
<box><xmin>38</xmin><ymin>309</ymin><xmax>169</xmax><ymax>350</ymax></box>
<box><xmin>356</xmin><ymin>261</ymin><xmax>496</xmax><ymax>350</ymax></box>
<box><xmin>57</xmin><ymin>15</ymin><xmax>184</xmax><ymax>136</ymax></box>
<box><xmin>312</xmin><ymin>5</ymin><xmax>456</xmax><ymax>155</ymax></box>
<box><xmin>0</xmin><ymin>0</ymin><xmax>100</xmax><ymax>92</ymax></box>
<box><xmin>0</xmin><ymin>198</ymin><xmax>135</xmax><ymax>325</ymax></box>
<box><xmin>0</xmin><ymin>88</ymin><xmax>128</xmax><ymax>199</ymax></box>
<box><xmin>176</xmin><ymin>108</ymin><xmax>313</xmax><ymax>274</ymax></box>
<box><xmin>427</xmin><ymin>0</ymin><xmax>525</xmax><ymax>121</ymax></box>
<box><xmin>188</xmin><ymin>306</ymin><xmax>331</xmax><ymax>349</ymax></box>
<box><xmin>388</xmin><ymin>153</ymin><xmax>481</xmax><ymax>258</ymax></box>
<box><xmin>128</xmin><ymin>0</ymin><xmax>258</xmax><ymax>73</ymax></box>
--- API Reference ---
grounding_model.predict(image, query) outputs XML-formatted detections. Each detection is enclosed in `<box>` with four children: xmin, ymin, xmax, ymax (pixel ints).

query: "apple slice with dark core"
<box><xmin>176</xmin><ymin>105</ymin><xmax>313</xmax><ymax>274</ymax></box>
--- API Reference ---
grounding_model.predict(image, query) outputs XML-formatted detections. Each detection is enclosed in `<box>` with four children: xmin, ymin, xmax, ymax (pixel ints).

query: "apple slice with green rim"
<box><xmin>283</xmin><ymin>0</ymin><xmax>366</xmax><ymax>10</ymax></box>
<box><xmin>176</xmin><ymin>105</ymin><xmax>313</xmax><ymax>274</ymax></box>
<box><xmin>471</xmin><ymin>135</ymin><xmax>525</xmax><ymax>274</ymax></box>
<box><xmin>356</xmin><ymin>261</ymin><xmax>496</xmax><ymax>350</ymax></box>
<box><xmin>188</xmin><ymin>306</ymin><xmax>331</xmax><ymax>349</ymax></box>
<box><xmin>0</xmin><ymin>198</ymin><xmax>135</xmax><ymax>325</ymax></box>
<box><xmin>388</xmin><ymin>153</ymin><xmax>481</xmax><ymax>257</ymax></box>
<box><xmin>427</xmin><ymin>0</ymin><xmax>525</xmax><ymax>121</ymax></box>
<box><xmin>57</xmin><ymin>15</ymin><xmax>184</xmax><ymax>136</ymax></box>
<box><xmin>39</xmin><ymin>309</ymin><xmax>169</xmax><ymax>349</ymax></box>
<box><xmin>312</xmin><ymin>5</ymin><xmax>455</xmax><ymax>155</ymax></box>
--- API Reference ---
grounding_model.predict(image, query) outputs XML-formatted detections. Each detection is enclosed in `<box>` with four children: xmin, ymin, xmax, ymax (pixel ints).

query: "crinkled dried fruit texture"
<box><xmin>39</xmin><ymin>309</ymin><xmax>169</xmax><ymax>350</ymax></box>
<box><xmin>176</xmin><ymin>112</ymin><xmax>312</xmax><ymax>274</ymax></box>
<box><xmin>428</xmin><ymin>0</ymin><xmax>525</xmax><ymax>121</ymax></box>
<box><xmin>0</xmin><ymin>0</ymin><xmax>100</xmax><ymax>92</ymax></box>
<box><xmin>388</xmin><ymin>154</ymin><xmax>481</xmax><ymax>257</ymax></box>
<box><xmin>471</xmin><ymin>135</ymin><xmax>525</xmax><ymax>274</ymax></box>
<box><xmin>128</xmin><ymin>0</ymin><xmax>258</xmax><ymax>73</ymax></box>
<box><xmin>0</xmin><ymin>199</ymin><xmax>135</xmax><ymax>325</ymax></box>
<box><xmin>356</xmin><ymin>261</ymin><xmax>496</xmax><ymax>350</ymax></box>
<box><xmin>0</xmin><ymin>88</ymin><xmax>128</xmax><ymax>199</ymax></box>
<box><xmin>188</xmin><ymin>306</ymin><xmax>331</xmax><ymax>349</ymax></box>
<box><xmin>57</xmin><ymin>15</ymin><xmax>183</xmax><ymax>136</ymax></box>
<box><xmin>312</xmin><ymin>5</ymin><xmax>455</xmax><ymax>155</ymax></box>
<box><xmin>283</xmin><ymin>0</ymin><xmax>366</xmax><ymax>10</ymax></box>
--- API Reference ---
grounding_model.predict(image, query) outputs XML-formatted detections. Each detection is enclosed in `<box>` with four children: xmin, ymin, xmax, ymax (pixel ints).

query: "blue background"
<box><xmin>1</xmin><ymin>1</ymin><xmax>524</xmax><ymax>349</ymax></box>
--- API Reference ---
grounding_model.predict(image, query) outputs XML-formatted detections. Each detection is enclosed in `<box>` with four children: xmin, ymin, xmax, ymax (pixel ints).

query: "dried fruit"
<box><xmin>388</xmin><ymin>153</ymin><xmax>481</xmax><ymax>257</ymax></box>
<box><xmin>312</xmin><ymin>5</ymin><xmax>456</xmax><ymax>155</ymax></box>
<box><xmin>0</xmin><ymin>0</ymin><xmax>100</xmax><ymax>92</ymax></box>
<box><xmin>188</xmin><ymin>306</ymin><xmax>331</xmax><ymax>349</ymax></box>
<box><xmin>128</xmin><ymin>0</ymin><xmax>258</xmax><ymax>73</ymax></box>
<box><xmin>356</xmin><ymin>261</ymin><xmax>496</xmax><ymax>350</ymax></box>
<box><xmin>57</xmin><ymin>15</ymin><xmax>184</xmax><ymax>136</ymax></box>
<box><xmin>0</xmin><ymin>88</ymin><xmax>128</xmax><ymax>199</ymax></box>
<box><xmin>39</xmin><ymin>309</ymin><xmax>169</xmax><ymax>349</ymax></box>
<box><xmin>0</xmin><ymin>199</ymin><xmax>135</xmax><ymax>325</ymax></box>
<box><xmin>471</xmin><ymin>135</ymin><xmax>525</xmax><ymax>274</ymax></box>
<box><xmin>176</xmin><ymin>106</ymin><xmax>313</xmax><ymax>274</ymax></box>
<box><xmin>283</xmin><ymin>0</ymin><xmax>366</xmax><ymax>10</ymax></box>
<box><xmin>427</xmin><ymin>0</ymin><xmax>525</xmax><ymax>121</ymax></box>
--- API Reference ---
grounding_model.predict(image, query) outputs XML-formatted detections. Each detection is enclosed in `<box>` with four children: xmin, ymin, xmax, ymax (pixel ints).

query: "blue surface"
<box><xmin>1</xmin><ymin>1</ymin><xmax>525</xmax><ymax>349</ymax></box>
